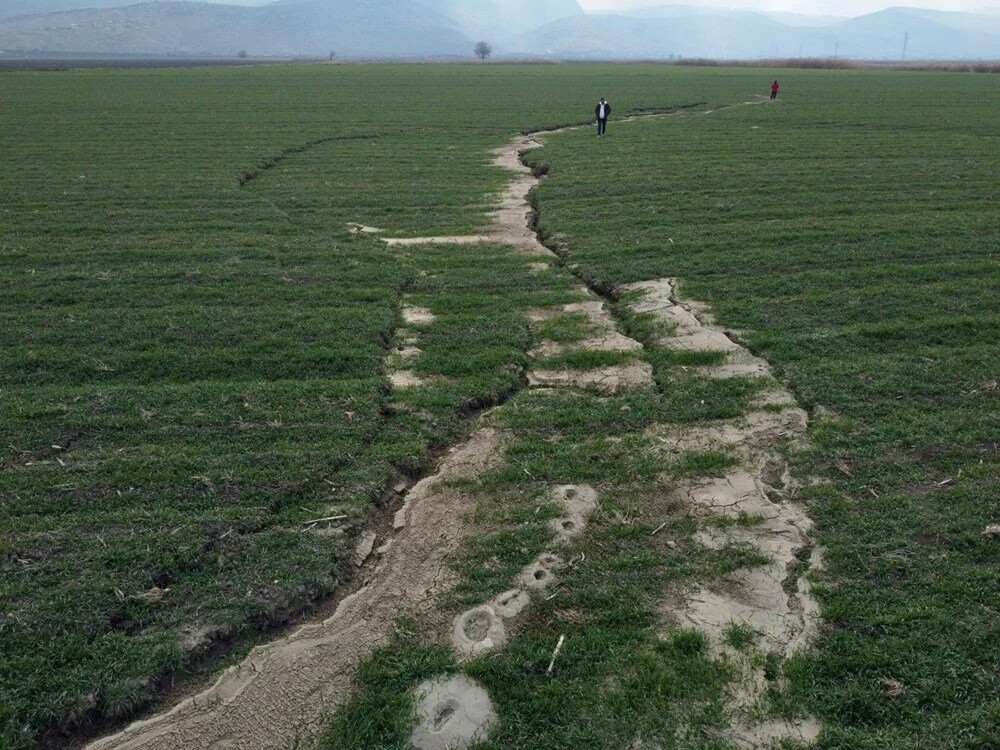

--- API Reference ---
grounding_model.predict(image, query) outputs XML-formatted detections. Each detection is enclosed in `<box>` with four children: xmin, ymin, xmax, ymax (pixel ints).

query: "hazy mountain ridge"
<box><xmin>1</xmin><ymin>1</ymin><xmax>999</xmax><ymax>60</ymax></box>
<box><xmin>0</xmin><ymin>0</ymin><xmax>472</xmax><ymax>56</ymax></box>
<box><xmin>419</xmin><ymin>0</ymin><xmax>583</xmax><ymax>37</ymax></box>
<box><xmin>0</xmin><ymin>0</ymin><xmax>272</xmax><ymax>20</ymax></box>
<box><xmin>516</xmin><ymin>5</ymin><xmax>1000</xmax><ymax>60</ymax></box>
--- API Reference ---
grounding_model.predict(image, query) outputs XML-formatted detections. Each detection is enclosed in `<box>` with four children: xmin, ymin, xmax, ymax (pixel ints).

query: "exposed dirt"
<box><xmin>393</xmin><ymin>346</ymin><xmax>423</xmax><ymax>359</ymax></box>
<box><xmin>547</xmin><ymin>484</ymin><xmax>599</xmax><ymax>543</ymax></box>
<box><xmin>401</xmin><ymin>305</ymin><xmax>436</xmax><ymax>326</ymax></box>
<box><xmin>409</xmin><ymin>675</ymin><xmax>497</xmax><ymax>750</ymax></box>
<box><xmin>527</xmin><ymin>299</ymin><xmax>653</xmax><ymax>393</ymax></box>
<box><xmin>389</xmin><ymin>370</ymin><xmax>428</xmax><ymax>389</ymax></box>
<box><xmin>352</xmin><ymin>531</ymin><xmax>378</xmax><ymax>567</ymax></box>
<box><xmin>87</xmin><ymin>430</ymin><xmax>507</xmax><ymax>750</ymax></box>
<box><xmin>385</xmin><ymin>234</ymin><xmax>493</xmax><ymax>246</ymax></box>
<box><xmin>451</xmin><ymin>605</ymin><xmax>507</xmax><ymax>659</ymax></box>
<box><xmin>727</xmin><ymin>718</ymin><xmax>821</xmax><ymax>749</ymax></box>
<box><xmin>387</xmin><ymin>317</ymin><xmax>428</xmax><ymax>388</ymax></box>
<box><xmin>527</xmin><ymin>363</ymin><xmax>654</xmax><ymax>395</ymax></box>
<box><xmin>628</xmin><ymin>279</ymin><xmax>822</xmax><ymax>745</ymax></box>
<box><xmin>528</xmin><ymin>301</ymin><xmax>645</xmax><ymax>358</ymax></box>
<box><xmin>345</xmin><ymin>222</ymin><xmax>384</xmax><ymax>234</ymax></box>
<box><xmin>624</xmin><ymin>278</ymin><xmax>777</xmax><ymax>380</ymax></box>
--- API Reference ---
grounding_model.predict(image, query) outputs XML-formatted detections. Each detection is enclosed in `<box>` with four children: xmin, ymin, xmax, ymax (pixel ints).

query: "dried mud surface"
<box><xmin>410</xmin><ymin>674</ymin><xmax>497</xmax><ymax>750</ymax></box>
<box><xmin>527</xmin><ymin>299</ymin><xmax>654</xmax><ymax>394</ymax></box>
<box><xmin>628</xmin><ymin>279</ymin><xmax>822</xmax><ymax>744</ymax></box>
<box><xmin>87</xmin><ymin>431</ymin><xmax>507</xmax><ymax>750</ymax></box>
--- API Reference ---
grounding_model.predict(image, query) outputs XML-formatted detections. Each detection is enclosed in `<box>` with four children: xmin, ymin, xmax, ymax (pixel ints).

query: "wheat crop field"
<box><xmin>1</xmin><ymin>63</ymin><xmax>997</xmax><ymax>750</ymax></box>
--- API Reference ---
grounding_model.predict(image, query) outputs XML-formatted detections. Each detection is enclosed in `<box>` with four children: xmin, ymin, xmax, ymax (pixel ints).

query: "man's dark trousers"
<box><xmin>597</xmin><ymin>117</ymin><xmax>607</xmax><ymax>135</ymax></box>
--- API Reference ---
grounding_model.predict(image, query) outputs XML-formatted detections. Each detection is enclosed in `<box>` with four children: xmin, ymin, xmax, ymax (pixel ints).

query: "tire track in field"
<box><xmin>90</xmin><ymin>97</ymin><xmax>798</xmax><ymax>750</ymax></box>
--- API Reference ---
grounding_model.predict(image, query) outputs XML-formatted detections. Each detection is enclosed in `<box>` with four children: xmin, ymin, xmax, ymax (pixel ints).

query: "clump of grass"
<box><xmin>534</xmin><ymin>312</ymin><xmax>592</xmax><ymax>344</ymax></box>
<box><xmin>724</xmin><ymin>623</ymin><xmax>760</xmax><ymax>651</ymax></box>
<box><xmin>707</xmin><ymin>511</ymin><xmax>767</xmax><ymax>529</ymax></box>
<box><xmin>667</xmin><ymin>628</ymin><xmax>709</xmax><ymax>656</ymax></box>
<box><xmin>531</xmin><ymin>349</ymin><xmax>636</xmax><ymax>371</ymax></box>
<box><xmin>671</xmin><ymin>449</ymin><xmax>740</xmax><ymax>477</ymax></box>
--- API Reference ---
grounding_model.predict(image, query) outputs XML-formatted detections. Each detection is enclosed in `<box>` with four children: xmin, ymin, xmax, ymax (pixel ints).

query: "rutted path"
<box><xmin>91</xmin><ymin>99</ymin><xmax>812</xmax><ymax>750</ymax></box>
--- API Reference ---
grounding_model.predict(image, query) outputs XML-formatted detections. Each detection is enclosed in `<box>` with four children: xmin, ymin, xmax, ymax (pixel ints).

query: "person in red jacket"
<box><xmin>770</xmin><ymin>80</ymin><xmax>780</xmax><ymax>100</ymax></box>
<box><xmin>595</xmin><ymin>97</ymin><xmax>611</xmax><ymax>136</ymax></box>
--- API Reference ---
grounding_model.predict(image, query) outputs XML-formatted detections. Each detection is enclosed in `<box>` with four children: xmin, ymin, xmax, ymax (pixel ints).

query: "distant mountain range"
<box><xmin>515</xmin><ymin>6</ymin><xmax>1000</xmax><ymax>60</ymax></box>
<box><xmin>0</xmin><ymin>1</ymin><xmax>998</xmax><ymax>60</ymax></box>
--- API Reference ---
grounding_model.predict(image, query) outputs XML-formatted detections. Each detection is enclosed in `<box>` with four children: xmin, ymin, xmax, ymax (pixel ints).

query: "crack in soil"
<box><xmin>88</xmin><ymin>430</ymin><xmax>508</xmax><ymax>750</ymax></box>
<box><xmin>238</xmin><ymin>133</ymin><xmax>379</xmax><ymax>187</ymax></box>
<box><xmin>91</xmin><ymin>98</ymin><xmax>794</xmax><ymax>750</ymax></box>
<box><xmin>628</xmin><ymin>280</ymin><xmax>822</xmax><ymax>743</ymax></box>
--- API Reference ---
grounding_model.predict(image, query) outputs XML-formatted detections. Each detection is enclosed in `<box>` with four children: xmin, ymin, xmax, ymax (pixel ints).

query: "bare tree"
<box><xmin>474</xmin><ymin>41</ymin><xmax>492</xmax><ymax>61</ymax></box>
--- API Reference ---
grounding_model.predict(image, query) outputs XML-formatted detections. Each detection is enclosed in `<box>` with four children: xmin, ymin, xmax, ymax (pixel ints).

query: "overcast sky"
<box><xmin>578</xmin><ymin>0</ymin><xmax>991</xmax><ymax>15</ymax></box>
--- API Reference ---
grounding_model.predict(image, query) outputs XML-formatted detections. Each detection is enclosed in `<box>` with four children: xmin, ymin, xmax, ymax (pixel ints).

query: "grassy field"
<box><xmin>1</xmin><ymin>64</ymin><xmax>997</xmax><ymax>749</ymax></box>
<box><xmin>521</xmin><ymin>70</ymin><xmax>1000</xmax><ymax>748</ymax></box>
<box><xmin>0</xmin><ymin>64</ymin><xmax>738</xmax><ymax>748</ymax></box>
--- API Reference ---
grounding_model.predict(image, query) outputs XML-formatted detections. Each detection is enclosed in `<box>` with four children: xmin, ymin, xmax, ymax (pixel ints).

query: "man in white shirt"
<box><xmin>594</xmin><ymin>97</ymin><xmax>611</xmax><ymax>136</ymax></box>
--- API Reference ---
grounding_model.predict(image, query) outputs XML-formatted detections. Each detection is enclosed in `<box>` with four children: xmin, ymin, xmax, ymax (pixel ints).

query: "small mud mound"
<box><xmin>492</xmin><ymin>588</ymin><xmax>530</xmax><ymax>618</ymax></box>
<box><xmin>410</xmin><ymin>675</ymin><xmax>497</xmax><ymax>750</ymax></box>
<box><xmin>451</xmin><ymin>605</ymin><xmax>506</xmax><ymax>658</ymax></box>
<box><xmin>519</xmin><ymin>553</ymin><xmax>565</xmax><ymax>590</ymax></box>
<box><xmin>548</xmin><ymin>484</ymin><xmax>599</xmax><ymax>543</ymax></box>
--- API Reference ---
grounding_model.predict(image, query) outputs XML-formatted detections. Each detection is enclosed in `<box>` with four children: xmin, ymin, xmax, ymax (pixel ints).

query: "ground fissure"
<box><xmin>92</xmin><ymin>99</ymin><xmax>820</xmax><ymax>750</ymax></box>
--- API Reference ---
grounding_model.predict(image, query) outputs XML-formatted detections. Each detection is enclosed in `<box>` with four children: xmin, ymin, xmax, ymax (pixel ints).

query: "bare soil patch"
<box><xmin>628</xmin><ymin>279</ymin><xmax>822</xmax><ymax>744</ymax></box>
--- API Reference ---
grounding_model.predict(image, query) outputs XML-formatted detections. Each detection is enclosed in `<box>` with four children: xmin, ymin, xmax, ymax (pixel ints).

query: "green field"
<box><xmin>1</xmin><ymin>64</ymin><xmax>997</xmax><ymax>749</ymax></box>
